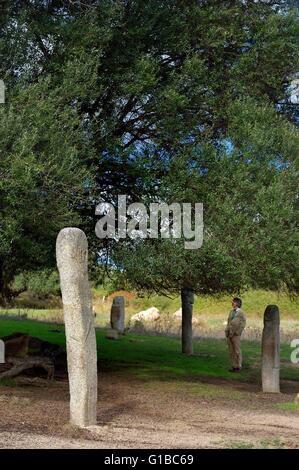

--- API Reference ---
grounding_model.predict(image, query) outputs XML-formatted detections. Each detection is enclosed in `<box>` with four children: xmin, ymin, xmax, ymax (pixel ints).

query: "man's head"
<box><xmin>232</xmin><ymin>297</ymin><xmax>242</xmax><ymax>309</ymax></box>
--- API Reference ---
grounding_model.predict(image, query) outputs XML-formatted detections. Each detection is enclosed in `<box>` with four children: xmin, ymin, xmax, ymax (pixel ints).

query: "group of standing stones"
<box><xmin>56</xmin><ymin>228</ymin><xmax>290</xmax><ymax>428</ymax></box>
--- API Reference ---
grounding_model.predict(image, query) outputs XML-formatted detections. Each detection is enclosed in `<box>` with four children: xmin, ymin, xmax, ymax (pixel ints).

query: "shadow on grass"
<box><xmin>0</xmin><ymin>317</ymin><xmax>298</xmax><ymax>392</ymax></box>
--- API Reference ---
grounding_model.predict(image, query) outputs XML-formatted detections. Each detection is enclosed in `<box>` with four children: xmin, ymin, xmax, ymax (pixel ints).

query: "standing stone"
<box><xmin>105</xmin><ymin>328</ymin><xmax>119</xmax><ymax>340</ymax></box>
<box><xmin>0</xmin><ymin>339</ymin><xmax>4</xmax><ymax>364</ymax></box>
<box><xmin>110</xmin><ymin>296</ymin><xmax>125</xmax><ymax>333</ymax></box>
<box><xmin>0</xmin><ymin>80</ymin><xmax>5</xmax><ymax>104</ymax></box>
<box><xmin>56</xmin><ymin>228</ymin><xmax>97</xmax><ymax>426</ymax></box>
<box><xmin>181</xmin><ymin>288</ymin><xmax>194</xmax><ymax>355</ymax></box>
<box><xmin>261</xmin><ymin>305</ymin><xmax>280</xmax><ymax>393</ymax></box>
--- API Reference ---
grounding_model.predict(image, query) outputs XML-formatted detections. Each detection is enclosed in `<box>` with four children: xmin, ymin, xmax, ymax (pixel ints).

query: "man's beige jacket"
<box><xmin>225</xmin><ymin>308</ymin><xmax>246</xmax><ymax>337</ymax></box>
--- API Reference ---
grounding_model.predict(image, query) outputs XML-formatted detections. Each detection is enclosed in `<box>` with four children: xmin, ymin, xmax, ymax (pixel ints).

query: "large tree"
<box><xmin>2</xmin><ymin>1</ymin><xmax>298</xmax><ymax>150</ymax></box>
<box><xmin>109</xmin><ymin>97</ymin><xmax>298</xmax><ymax>348</ymax></box>
<box><xmin>0</xmin><ymin>77</ymin><xmax>92</xmax><ymax>303</ymax></box>
<box><xmin>0</xmin><ymin>0</ymin><xmax>298</xmax><ymax>310</ymax></box>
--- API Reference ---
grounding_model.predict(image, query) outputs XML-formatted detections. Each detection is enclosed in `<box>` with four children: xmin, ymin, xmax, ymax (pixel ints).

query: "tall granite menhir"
<box><xmin>111</xmin><ymin>296</ymin><xmax>125</xmax><ymax>334</ymax></box>
<box><xmin>261</xmin><ymin>305</ymin><xmax>280</xmax><ymax>393</ymax></box>
<box><xmin>56</xmin><ymin>228</ymin><xmax>97</xmax><ymax>426</ymax></box>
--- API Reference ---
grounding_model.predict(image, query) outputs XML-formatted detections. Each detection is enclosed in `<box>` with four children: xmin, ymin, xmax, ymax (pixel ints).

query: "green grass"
<box><xmin>143</xmin><ymin>380</ymin><xmax>245</xmax><ymax>399</ymax></box>
<box><xmin>228</xmin><ymin>441</ymin><xmax>255</xmax><ymax>449</ymax></box>
<box><xmin>224</xmin><ymin>437</ymin><xmax>290</xmax><ymax>449</ymax></box>
<box><xmin>276</xmin><ymin>402</ymin><xmax>299</xmax><ymax>412</ymax></box>
<box><xmin>0</xmin><ymin>378</ymin><xmax>17</xmax><ymax>387</ymax></box>
<box><xmin>227</xmin><ymin>438</ymin><xmax>286</xmax><ymax>449</ymax></box>
<box><xmin>259</xmin><ymin>438</ymin><xmax>285</xmax><ymax>449</ymax></box>
<box><xmin>0</xmin><ymin>317</ymin><xmax>298</xmax><ymax>383</ymax></box>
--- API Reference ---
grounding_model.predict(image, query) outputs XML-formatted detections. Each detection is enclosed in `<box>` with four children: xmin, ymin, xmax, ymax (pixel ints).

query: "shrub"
<box><xmin>13</xmin><ymin>270</ymin><xmax>60</xmax><ymax>297</ymax></box>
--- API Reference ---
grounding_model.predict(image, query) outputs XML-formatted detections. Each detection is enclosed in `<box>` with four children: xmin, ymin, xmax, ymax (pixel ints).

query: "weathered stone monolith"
<box><xmin>110</xmin><ymin>296</ymin><xmax>125</xmax><ymax>333</ymax></box>
<box><xmin>0</xmin><ymin>80</ymin><xmax>5</xmax><ymax>104</ymax></box>
<box><xmin>181</xmin><ymin>288</ymin><xmax>194</xmax><ymax>355</ymax></box>
<box><xmin>261</xmin><ymin>305</ymin><xmax>280</xmax><ymax>393</ymax></box>
<box><xmin>0</xmin><ymin>339</ymin><xmax>4</xmax><ymax>364</ymax></box>
<box><xmin>56</xmin><ymin>228</ymin><xmax>97</xmax><ymax>426</ymax></box>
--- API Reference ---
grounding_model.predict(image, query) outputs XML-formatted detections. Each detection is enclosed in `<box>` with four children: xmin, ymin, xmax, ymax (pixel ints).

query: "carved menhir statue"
<box><xmin>181</xmin><ymin>288</ymin><xmax>194</xmax><ymax>355</ymax></box>
<box><xmin>261</xmin><ymin>305</ymin><xmax>280</xmax><ymax>393</ymax></box>
<box><xmin>111</xmin><ymin>296</ymin><xmax>125</xmax><ymax>334</ymax></box>
<box><xmin>56</xmin><ymin>228</ymin><xmax>97</xmax><ymax>427</ymax></box>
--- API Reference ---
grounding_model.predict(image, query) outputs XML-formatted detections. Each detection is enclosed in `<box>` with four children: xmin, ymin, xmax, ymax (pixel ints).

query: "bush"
<box><xmin>13</xmin><ymin>270</ymin><xmax>60</xmax><ymax>297</ymax></box>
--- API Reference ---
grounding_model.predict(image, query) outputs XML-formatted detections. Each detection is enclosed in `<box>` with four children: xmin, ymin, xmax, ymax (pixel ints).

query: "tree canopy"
<box><xmin>112</xmin><ymin>97</ymin><xmax>299</xmax><ymax>296</ymax></box>
<box><xmin>0</xmin><ymin>0</ymin><xmax>298</xmax><ymax>301</ymax></box>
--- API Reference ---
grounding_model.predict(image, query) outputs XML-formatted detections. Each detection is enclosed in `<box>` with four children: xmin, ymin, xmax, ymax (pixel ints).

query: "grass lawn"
<box><xmin>0</xmin><ymin>317</ymin><xmax>297</xmax><ymax>384</ymax></box>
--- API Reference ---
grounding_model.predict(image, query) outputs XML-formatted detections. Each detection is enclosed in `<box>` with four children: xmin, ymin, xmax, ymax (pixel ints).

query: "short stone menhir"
<box><xmin>56</xmin><ymin>227</ymin><xmax>98</xmax><ymax>427</ymax></box>
<box><xmin>261</xmin><ymin>305</ymin><xmax>280</xmax><ymax>393</ymax></box>
<box><xmin>106</xmin><ymin>296</ymin><xmax>126</xmax><ymax>340</ymax></box>
<box><xmin>111</xmin><ymin>296</ymin><xmax>125</xmax><ymax>333</ymax></box>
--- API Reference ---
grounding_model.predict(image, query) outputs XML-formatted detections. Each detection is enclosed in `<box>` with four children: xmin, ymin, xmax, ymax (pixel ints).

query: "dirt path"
<box><xmin>0</xmin><ymin>372</ymin><xmax>298</xmax><ymax>449</ymax></box>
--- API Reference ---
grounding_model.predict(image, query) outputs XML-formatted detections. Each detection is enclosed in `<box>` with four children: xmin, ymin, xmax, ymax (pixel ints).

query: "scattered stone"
<box><xmin>172</xmin><ymin>308</ymin><xmax>182</xmax><ymax>319</ymax></box>
<box><xmin>131</xmin><ymin>307</ymin><xmax>160</xmax><ymax>322</ymax></box>
<box><xmin>10</xmin><ymin>396</ymin><xmax>31</xmax><ymax>406</ymax></box>
<box><xmin>1</xmin><ymin>333</ymin><xmax>29</xmax><ymax>358</ymax></box>
<box><xmin>56</xmin><ymin>227</ymin><xmax>98</xmax><ymax>427</ymax></box>
<box><xmin>261</xmin><ymin>305</ymin><xmax>280</xmax><ymax>393</ymax></box>
<box><xmin>173</xmin><ymin>307</ymin><xmax>199</xmax><ymax>325</ymax></box>
<box><xmin>105</xmin><ymin>328</ymin><xmax>119</xmax><ymax>340</ymax></box>
<box><xmin>193</xmin><ymin>353</ymin><xmax>216</xmax><ymax>358</ymax></box>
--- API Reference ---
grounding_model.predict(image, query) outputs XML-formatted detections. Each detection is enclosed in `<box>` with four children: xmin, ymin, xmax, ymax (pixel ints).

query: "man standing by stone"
<box><xmin>225</xmin><ymin>297</ymin><xmax>246</xmax><ymax>372</ymax></box>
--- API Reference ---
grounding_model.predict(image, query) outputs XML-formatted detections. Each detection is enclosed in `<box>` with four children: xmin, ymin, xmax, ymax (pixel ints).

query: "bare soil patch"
<box><xmin>0</xmin><ymin>368</ymin><xmax>298</xmax><ymax>449</ymax></box>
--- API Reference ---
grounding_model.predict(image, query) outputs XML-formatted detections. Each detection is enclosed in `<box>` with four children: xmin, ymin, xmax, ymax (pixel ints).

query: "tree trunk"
<box><xmin>181</xmin><ymin>287</ymin><xmax>194</xmax><ymax>355</ymax></box>
<box><xmin>0</xmin><ymin>261</ymin><xmax>5</xmax><ymax>306</ymax></box>
<box><xmin>0</xmin><ymin>260</ymin><xmax>26</xmax><ymax>306</ymax></box>
<box><xmin>0</xmin><ymin>260</ymin><xmax>13</xmax><ymax>306</ymax></box>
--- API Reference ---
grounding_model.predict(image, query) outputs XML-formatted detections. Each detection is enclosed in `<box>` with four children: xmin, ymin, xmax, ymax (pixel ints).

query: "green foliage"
<box><xmin>0</xmin><ymin>1</ymin><xmax>298</xmax><ymax>300</ymax></box>
<box><xmin>13</xmin><ymin>270</ymin><xmax>60</xmax><ymax>297</ymax></box>
<box><xmin>0</xmin><ymin>67</ymin><xmax>94</xmax><ymax>303</ymax></box>
<box><xmin>112</xmin><ymin>97</ymin><xmax>299</xmax><ymax>295</ymax></box>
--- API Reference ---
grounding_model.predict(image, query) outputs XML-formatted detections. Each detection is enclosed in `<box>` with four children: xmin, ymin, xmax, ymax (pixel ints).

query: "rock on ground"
<box><xmin>131</xmin><ymin>307</ymin><xmax>160</xmax><ymax>322</ymax></box>
<box><xmin>172</xmin><ymin>308</ymin><xmax>200</xmax><ymax>325</ymax></box>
